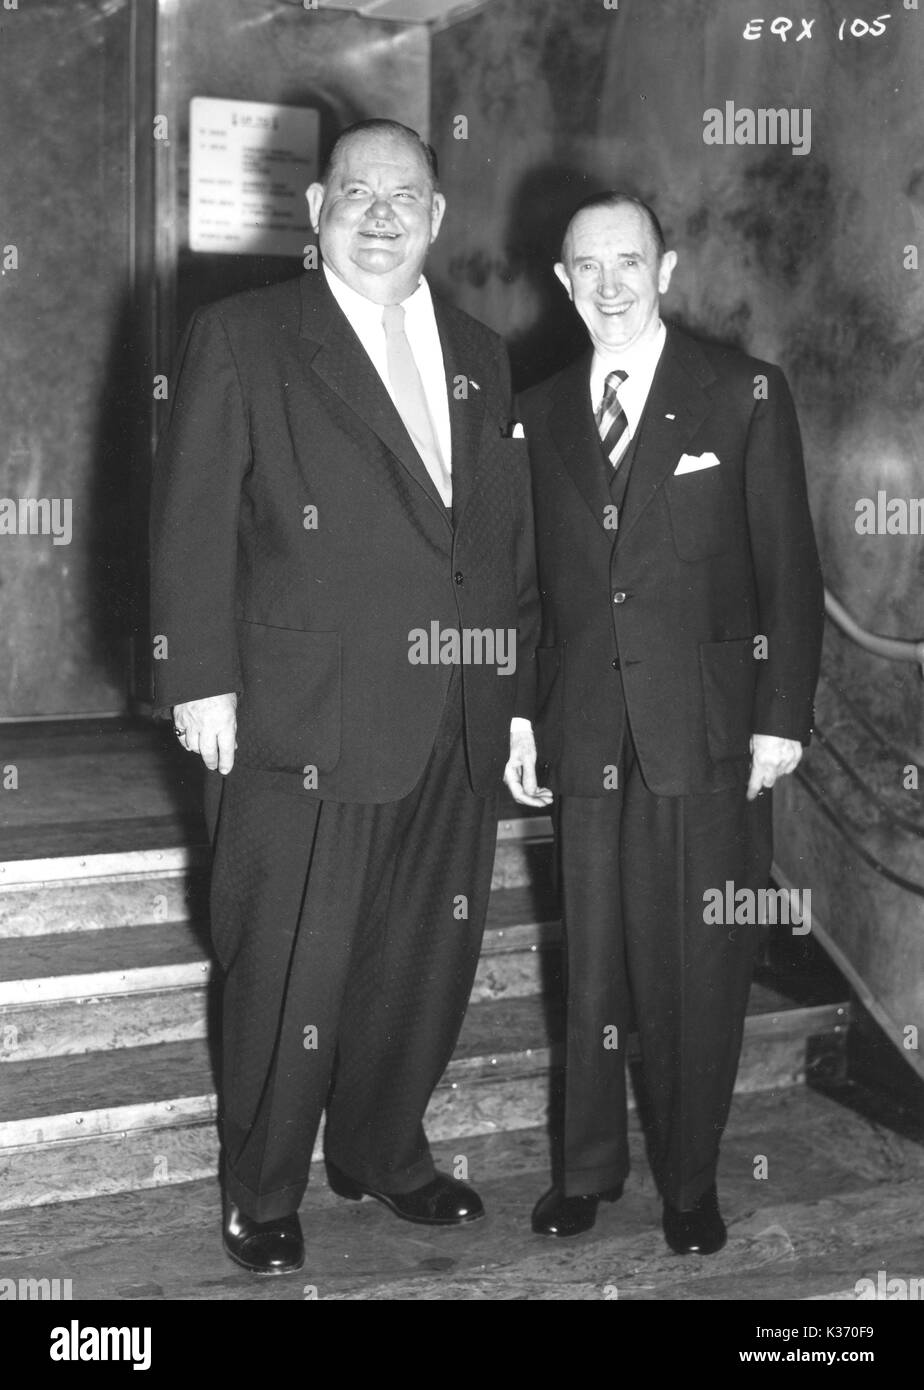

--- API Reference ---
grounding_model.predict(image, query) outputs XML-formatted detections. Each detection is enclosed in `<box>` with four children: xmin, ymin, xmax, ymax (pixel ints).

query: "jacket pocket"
<box><xmin>699</xmin><ymin>637</ymin><xmax>755</xmax><ymax>761</ymax></box>
<box><xmin>235</xmin><ymin>621</ymin><xmax>341</xmax><ymax>773</ymax></box>
<box><xmin>665</xmin><ymin>464</ymin><xmax>734</xmax><ymax>560</ymax></box>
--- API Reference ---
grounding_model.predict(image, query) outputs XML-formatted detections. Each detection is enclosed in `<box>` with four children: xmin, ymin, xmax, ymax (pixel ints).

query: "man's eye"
<box><xmin>345</xmin><ymin>186</ymin><xmax>367</xmax><ymax>197</ymax></box>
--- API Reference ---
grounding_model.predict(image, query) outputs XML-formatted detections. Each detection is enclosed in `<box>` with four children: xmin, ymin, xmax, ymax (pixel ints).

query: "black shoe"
<box><xmin>326</xmin><ymin>1161</ymin><xmax>484</xmax><ymax>1225</ymax></box>
<box><xmin>223</xmin><ymin>1202</ymin><xmax>305</xmax><ymax>1275</ymax></box>
<box><xmin>662</xmin><ymin>1185</ymin><xmax>727</xmax><ymax>1255</ymax></box>
<box><xmin>531</xmin><ymin>1183</ymin><xmax>624</xmax><ymax>1237</ymax></box>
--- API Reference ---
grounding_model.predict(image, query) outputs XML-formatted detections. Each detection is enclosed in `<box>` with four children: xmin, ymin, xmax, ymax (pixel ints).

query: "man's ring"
<box><xmin>174</xmin><ymin>726</ymin><xmax>186</xmax><ymax>738</ymax></box>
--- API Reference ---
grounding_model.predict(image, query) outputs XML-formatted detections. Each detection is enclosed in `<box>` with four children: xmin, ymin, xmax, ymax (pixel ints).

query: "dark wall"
<box><xmin>0</xmin><ymin>0</ymin><xmax>428</xmax><ymax>718</ymax></box>
<box><xmin>160</xmin><ymin>0</ymin><xmax>429</xmax><ymax>340</ymax></box>
<box><xmin>429</xmin><ymin>0</ymin><xmax>924</xmax><ymax>762</ymax></box>
<box><xmin>0</xmin><ymin>0</ymin><xmax>140</xmax><ymax>718</ymax></box>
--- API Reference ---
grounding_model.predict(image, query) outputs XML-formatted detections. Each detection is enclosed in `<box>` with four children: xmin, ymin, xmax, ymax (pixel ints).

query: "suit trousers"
<box><xmin>203</xmin><ymin>670</ymin><xmax>498</xmax><ymax>1222</ymax></box>
<box><xmin>556</xmin><ymin>730</ymin><xmax>772</xmax><ymax>1208</ymax></box>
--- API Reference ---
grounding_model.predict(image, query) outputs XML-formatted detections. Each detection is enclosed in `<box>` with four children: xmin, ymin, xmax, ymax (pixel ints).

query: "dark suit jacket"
<box><xmin>518</xmin><ymin>324</ymin><xmax>824</xmax><ymax>798</ymax></box>
<box><xmin>150</xmin><ymin>271</ymin><xmax>538</xmax><ymax>803</ymax></box>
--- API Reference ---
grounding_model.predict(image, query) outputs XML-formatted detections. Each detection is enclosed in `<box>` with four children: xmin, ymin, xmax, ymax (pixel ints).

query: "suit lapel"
<box><xmin>616</xmin><ymin>327</ymin><xmax>715</xmax><ymax>544</ymax></box>
<box><xmin>547</xmin><ymin>351</ymin><xmax>612</xmax><ymax>529</ymax></box>
<box><xmin>436</xmin><ymin>302</ymin><xmax>486</xmax><ymax>529</ymax></box>
<box><xmin>296</xmin><ymin>273</ymin><xmax>450</xmax><ymax>524</ymax></box>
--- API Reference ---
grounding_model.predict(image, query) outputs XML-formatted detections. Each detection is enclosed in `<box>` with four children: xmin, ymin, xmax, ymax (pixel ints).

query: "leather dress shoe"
<box><xmin>326</xmin><ymin>1161</ymin><xmax>484</xmax><ymax>1225</ymax></box>
<box><xmin>531</xmin><ymin>1182</ymin><xmax>624</xmax><ymax>1237</ymax></box>
<box><xmin>223</xmin><ymin>1202</ymin><xmax>305</xmax><ymax>1275</ymax></box>
<box><xmin>662</xmin><ymin>1184</ymin><xmax>727</xmax><ymax>1255</ymax></box>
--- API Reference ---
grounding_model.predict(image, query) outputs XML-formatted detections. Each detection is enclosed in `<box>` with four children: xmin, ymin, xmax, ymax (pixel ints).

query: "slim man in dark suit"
<box><xmin>519</xmin><ymin>192</ymin><xmax>824</xmax><ymax>1252</ymax></box>
<box><xmin>150</xmin><ymin>120</ymin><xmax>541</xmax><ymax>1274</ymax></box>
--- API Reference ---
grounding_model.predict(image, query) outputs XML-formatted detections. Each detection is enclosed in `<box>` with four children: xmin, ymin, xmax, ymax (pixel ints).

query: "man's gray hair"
<box><xmin>561</xmin><ymin>191</ymin><xmax>667</xmax><ymax>261</ymax></box>
<box><xmin>320</xmin><ymin>119</ymin><xmax>440</xmax><ymax>191</ymax></box>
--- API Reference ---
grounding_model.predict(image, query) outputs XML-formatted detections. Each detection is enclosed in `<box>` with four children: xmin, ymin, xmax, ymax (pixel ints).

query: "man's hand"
<box><xmin>173</xmin><ymin>692</ymin><xmax>238</xmax><ymax>775</ymax></box>
<box><xmin>747</xmin><ymin>733</ymin><xmax>802</xmax><ymax>801</ymax></box>
<box><xmin>504</xmin><ymin>718</ymin><xmax>553</xmax><ymax>807</ymax></box>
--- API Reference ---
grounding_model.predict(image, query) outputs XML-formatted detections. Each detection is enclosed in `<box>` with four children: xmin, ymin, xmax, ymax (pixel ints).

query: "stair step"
<box><xmin>0</xmin><ymin>885</ymin><xmax>563</xmax><ymax>1059</ymax></box>
<box><xmin>0</xmin><ymin>988</ymin><xmax>849</xmax><ymax>1134</ymax></box>
<box><xmin>485</xmin><ymin>881</ymin><xmax>558</xmax><ymax>933</ymax></box>
<box><xmin>0</xmin><ymin>920</ymin><xmax>212</xmax><ymax>997</ymax></box>
<box><xmin>1</xmin><ymin>1039</ymin><xmax>216</xmax><ymax>1140</ymax></box>
<box><xmin>0</xmin><ymin>1094</ymin><xmax>563</xmax><ymax>1214</ymax></box>
<box><xmin>0</xmin><ymin>869</ymin><xmax>207</xmax><ymax>939</ymax></box>
<box><xmin>0</xmin><ymin>989</ymin><xmax>211</xmax><ymax>1064</ymax></box>
<box><xmin>0</xmin><ymin>992</ymin><xmax>851</xmax><ymax>1207</ymax></box>
<box><xmin>0</xmin><ymin>997</ymin><xmax>555</xmax><ymax>1142</ymax></box>
<box><xmin>0</xmin><ymin>882</ymin><xmax>559</xmax><ymax>994</ymax></box>
<box><xmin>0</xmin><ymin>888</ymin><xmax>833</xmax><ymax>1063</ymax></box>
<box><xmin>0</xmin><ymin>807</ymin><xmax>855</xmax><ymax>1213</ymax></box>
<box><xmin>0</xmin><ymin>818</ymin><xmax>554</xmax><ymax>937</ymax></box>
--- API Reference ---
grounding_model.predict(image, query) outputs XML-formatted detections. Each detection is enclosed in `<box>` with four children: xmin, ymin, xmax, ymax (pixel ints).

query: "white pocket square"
<box><xmin>674</xmin><ymin>451</ymin><xmax>721</xmax><ymax>475</ymax></box>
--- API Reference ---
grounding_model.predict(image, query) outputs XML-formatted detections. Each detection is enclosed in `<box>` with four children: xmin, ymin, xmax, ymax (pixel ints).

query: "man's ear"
<box><xmin>429</xmin><ymin>192</ymin><xmax>447</xmax><ymax>243</ymax></box>
<box><xmin>305</xmin><ymin>183</ymin><xmax>325</xmax><ymax>234</ymax></box>
<box><xmin>658</xmin><ymin>249</ymin><xmax>678</xmax><ymax>295</ymax></box>
<box><xmin>553</xmin><ymin>262</ymin><xmax>573</xmax><ymax>299</ymax></box>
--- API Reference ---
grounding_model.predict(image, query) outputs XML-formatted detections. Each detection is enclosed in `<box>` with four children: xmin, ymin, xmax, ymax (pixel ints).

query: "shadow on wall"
<box><xmin>494</xmin><ymin>159</ymin><xmax>748</xmax><ymax>392</ymax></box>
<box><xmin>85</xmin><ymin>291</ymin><xmax>141</xmax><ymax>704</ymax></box>
<box><xmin>501</xmin><ymin>160</ymin><xmax>593</xmax><ymax>390</ymax></box>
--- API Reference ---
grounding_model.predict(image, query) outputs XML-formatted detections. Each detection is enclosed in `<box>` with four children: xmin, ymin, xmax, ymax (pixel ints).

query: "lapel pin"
<box><xmin>665</xmin><ymin>413</ymin><xmax>676</xmax><ymax>420</ymax></box>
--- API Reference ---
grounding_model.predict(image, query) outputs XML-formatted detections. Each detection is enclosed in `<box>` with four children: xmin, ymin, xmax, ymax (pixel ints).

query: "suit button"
<box><xmin>613</xmin><ymin>591</ymin><xmax>626</xmax><ymax>604</ymax></box>
<box><xmin>611</xmin><ymin>658</ymin><xmax>620</xmax><ymax>669</ymax></box>
<box><xmin>454</xmin><ymin>571</ymin><xmax>464</xmax><ymax>585</ymax></box>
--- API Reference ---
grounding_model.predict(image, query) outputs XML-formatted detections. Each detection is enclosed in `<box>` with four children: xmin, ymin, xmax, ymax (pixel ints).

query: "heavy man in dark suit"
<box><xmin>519</xmin><ymin>193</ymin><xmax>824</xmax><ymax>1252</ymax></box>
<box><xmin>150</xmin><ymin>120</ymin><xmax>540</xmax><ymax>1274</ymax></box>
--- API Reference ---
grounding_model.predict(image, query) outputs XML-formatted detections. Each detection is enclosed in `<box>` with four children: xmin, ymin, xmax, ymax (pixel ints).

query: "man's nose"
<box><xmin>367</xmin><ymin>196</ymin><xmax>396</xmax><ymax>221</ymax></box>
<box><xmin>598</xmin><ymin>269</ymin><xmax>622</xmax><ymax>297</ymax></box>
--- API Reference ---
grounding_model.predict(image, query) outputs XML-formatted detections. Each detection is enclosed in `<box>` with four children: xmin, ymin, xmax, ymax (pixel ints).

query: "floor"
<box><xmin>2</xmin><ymin>719</ymin><xmax>921</xmax><ymax>1323</ymax></box>
<box><xmin>2</xmin><ymin>1081</ymin><xmax>922</xmax><ymax>1303</ymax></box>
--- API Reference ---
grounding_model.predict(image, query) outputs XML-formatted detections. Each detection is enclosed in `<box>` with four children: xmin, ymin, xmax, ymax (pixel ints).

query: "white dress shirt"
<box><xmin>323</xmin><ymin>264</ymin><xmax>452</xmax><ymax>471</ymax></box>
<box><xmin>590</xmin><ymin>319</ymin><xmax>667</xmax><ymax>440</ymax></box>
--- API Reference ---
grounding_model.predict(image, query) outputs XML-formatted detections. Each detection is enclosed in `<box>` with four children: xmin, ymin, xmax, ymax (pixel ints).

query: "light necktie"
<box><xmin>596</xmin><ymin>368</ymin><xmax>630</xmax><ymax>468</ymax></box>
<box><xmin>382</xmin><ymin>302</ymin><xmax>452</xmax><ymax>506</ymax></box>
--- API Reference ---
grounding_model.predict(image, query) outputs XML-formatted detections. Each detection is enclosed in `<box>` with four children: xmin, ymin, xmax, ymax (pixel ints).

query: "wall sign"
<box><xmin>189</xmin><ymin>97</ymin><xmax>319</xmax><ymax>257</ymax></box>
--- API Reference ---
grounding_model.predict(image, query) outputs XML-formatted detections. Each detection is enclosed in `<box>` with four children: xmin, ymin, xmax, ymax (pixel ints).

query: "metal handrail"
<box><xmin>825</xmin><ymin>589</ymin><xmax>924</xmax><ymax>678</ymax></box>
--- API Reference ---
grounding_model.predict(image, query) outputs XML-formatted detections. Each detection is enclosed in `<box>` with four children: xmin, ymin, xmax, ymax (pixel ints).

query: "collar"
<box><xmin>322</xmin><ymin>262</ymin><xmax>434</xmax><ymax>325</ymax></box>
<box><xmin>590</xmin><ymin>319</ymin><xmax>667</xmax><ymax>407</ymax></box>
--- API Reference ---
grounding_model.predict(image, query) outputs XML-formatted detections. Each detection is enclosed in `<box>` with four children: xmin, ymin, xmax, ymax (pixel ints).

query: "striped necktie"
<box><xmin>382</xmin><ymin>302</ymin><xmax>452</xmax><ymax>506</ymax></box>
<box><xmin>596</xmin><ymin>368</ymin><xmax>629</xmax><ymax>468</ymax></box>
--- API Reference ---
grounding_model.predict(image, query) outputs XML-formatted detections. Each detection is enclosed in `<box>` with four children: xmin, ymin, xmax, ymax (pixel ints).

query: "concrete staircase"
<box><xmin>0</xmin><ymin>808</ymin><xmax>853</xmax><ymax>1211</ymax></box>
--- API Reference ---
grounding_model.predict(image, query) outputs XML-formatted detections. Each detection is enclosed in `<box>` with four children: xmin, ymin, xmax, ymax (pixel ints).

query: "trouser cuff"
<box><xmin>562</xmin><ymin>1163</ymin><xmax>629</xmax><ymax>1198</ymax></box>
<box><xmin>224</xmin><ymin>1165</ymin><xmax>305</xmax><ymax>1223</ymax></box>
<box><xmin>324</xmin><ymin>1147</ymin><xmax>436</xmax><ymax>1195</ymax></box>
<box><xmin>661</xmin><ymin>1167</ymin><xmax>719</xmax><ymax>1210</ymax></box>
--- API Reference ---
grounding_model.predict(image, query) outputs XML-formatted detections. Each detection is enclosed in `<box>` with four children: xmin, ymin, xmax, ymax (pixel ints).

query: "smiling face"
<box><xmin>555</xmin><ymin>202</ymin><xmax>677</xmax><ymax>355</ymax></box>
<box><xmin>306</xmin><ymin>130</ymin><xmax>446</xmax><ymax>305</ymax></box>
